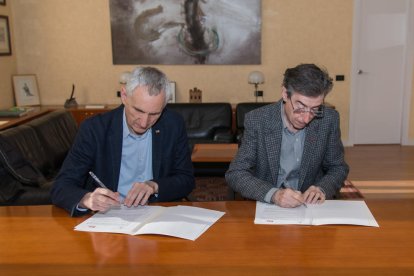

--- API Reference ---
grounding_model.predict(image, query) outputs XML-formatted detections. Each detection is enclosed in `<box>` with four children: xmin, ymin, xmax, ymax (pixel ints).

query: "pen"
<box><xmin>89</xmin><ymin>171</ymin><xmax>126</xmax><ymax>200</ymax></box>
<box><xmin>281</xmin><ymin>182</ymin><xmax>307</xmax><ymax>208</ymax></box>
<box><xmin>89</xmin><ymin>171</ymin><xmax>108</xmax><ymax>189</ymax></box>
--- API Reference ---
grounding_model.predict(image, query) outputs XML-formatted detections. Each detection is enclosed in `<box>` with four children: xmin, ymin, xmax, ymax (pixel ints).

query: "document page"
<box><xmin>74</xmin><ymin>205</ymin><xmax>225</xmax><ymax>240</ymax></box>
<box><xmin>254</xmin><ymin>202</ymin><xmax>311</xmax><ymax>225</ymax></box>
<box><xmin>74</xmin><ymin>205</ymin><xmax>164</xmax><ymax>234</ymax></box>
<box><xmin>255</xmin><ymin>200</ymin><xmax>379</xmax><ymax>227</ymax></box>
<box><xmin>136</xmin><ymin>205</ymin><xmax>225</xmax><ymax>241</ymax></box>
<box><xmin>309</xmin><ymin>200</ymin><xmax>379</xmax><ymax>227</ymax></box>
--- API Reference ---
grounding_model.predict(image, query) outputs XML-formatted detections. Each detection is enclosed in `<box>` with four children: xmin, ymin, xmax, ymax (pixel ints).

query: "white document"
<box><xmin>74</xmin><ymin>205</ymin><xmax>225</xmax><ymax>241</ymax></box>
<box><xmin>255</xmin><ymin>200</ymin><xmax>379</xmax><ymax>227</ymax></box>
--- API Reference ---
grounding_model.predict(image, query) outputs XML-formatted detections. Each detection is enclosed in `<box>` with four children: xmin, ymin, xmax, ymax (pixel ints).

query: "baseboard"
<box><xmin>402</xmin><ymin>139</ymin><xmax>414</xmax><ymax>146</ymax></box>
<box><xmin>341</xmin><ymin>139</ymin><xmax>352</xmax><ymax>146</ymax></box>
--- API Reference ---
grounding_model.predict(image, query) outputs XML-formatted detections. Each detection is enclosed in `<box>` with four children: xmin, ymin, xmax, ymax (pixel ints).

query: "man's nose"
<box><xmin>302</xmin><ymin>112</ymin><xmax>313</xmax><ymax>124</ymax></box>
<box><xmin>139</xmin><ymin>114</ymin><xmax>151</xmax><ymax>128</ymax></box>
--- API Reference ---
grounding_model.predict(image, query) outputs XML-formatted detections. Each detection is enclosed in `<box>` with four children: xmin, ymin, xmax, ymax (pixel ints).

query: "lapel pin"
<box><xmin>155</xmin><ymin>130</ymin><xmax>160</xmax><ymax>134</ymax></box>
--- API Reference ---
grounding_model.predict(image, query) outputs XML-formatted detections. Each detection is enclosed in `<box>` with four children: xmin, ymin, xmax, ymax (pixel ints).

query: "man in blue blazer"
<box><xmin>226</xmin><ymin>64</ymin><xmax>349</xmax><ymax>208</ymax></box>
<box><xmin>51</xmin><ymin>67</ymin><xmax>194</xmax><ymax>216</ymax></box>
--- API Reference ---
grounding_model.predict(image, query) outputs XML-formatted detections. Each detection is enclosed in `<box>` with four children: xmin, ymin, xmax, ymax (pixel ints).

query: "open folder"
<box><xmin>254</xmin><ymin>200</ymin><xmax>379</xmax><ymax>227</ymax></box>
<box><xmin>74</xmin><ymin>205</ymin><xmax>225</xmax><ymax>241</ymax></box>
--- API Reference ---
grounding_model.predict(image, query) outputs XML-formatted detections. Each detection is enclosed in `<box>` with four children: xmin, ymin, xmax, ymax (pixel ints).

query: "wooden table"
<box><xmin>1</xmin><ymin>199</ymin><xmax>413</xmax><ymax>275</ymax></box>
<box><xmin>191</xmin><ymin>143</ymin><xmax>238</xmax><ymax>163</ymax></box>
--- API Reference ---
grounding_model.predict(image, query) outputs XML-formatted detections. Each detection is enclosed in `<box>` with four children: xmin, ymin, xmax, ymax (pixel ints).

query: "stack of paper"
<box><xmin>75</xmin><ymin>205</ymin><xmax>225</xmax><ymax>241</ymax></box>
<box><xmin>254</xmin><ymin>200</ymin><xmax>379</xmax><ymax>227</ymax></box>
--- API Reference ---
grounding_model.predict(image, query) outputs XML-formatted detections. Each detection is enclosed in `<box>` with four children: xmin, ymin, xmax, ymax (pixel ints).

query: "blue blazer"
<box><xmin>51</xmin><ymin>105</ymin><xmax>195</xmax><ymax>216</ymax></box>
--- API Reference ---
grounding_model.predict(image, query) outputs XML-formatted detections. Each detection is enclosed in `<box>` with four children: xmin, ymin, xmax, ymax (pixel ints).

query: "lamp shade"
<box><xmin>119</xmin><ymin>71</ymin><xmax>131</xmax><ymax>85</ymax></box>
<box><xmin>248</xmin><ymin>71</ymin><xmax>265</xmax><ymax>84</ymax></box>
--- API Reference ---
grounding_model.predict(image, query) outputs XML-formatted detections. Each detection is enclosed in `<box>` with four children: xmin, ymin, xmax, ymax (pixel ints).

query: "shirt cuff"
<box><xmin>76</xmin><ymin>204</ymin><xmax>89</xmax><ymax>212</ymax></box>
<box><xmin>264</xmin><ymin>188</ymin><xmax>279</xmax><ymax>203</ymax></box>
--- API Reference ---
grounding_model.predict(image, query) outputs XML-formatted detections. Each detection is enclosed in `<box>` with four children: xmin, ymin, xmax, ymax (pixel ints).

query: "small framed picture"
<box><xmin>0</xmin><ymin>0</ymin><xmax>5</xmax><ymax>6</ymax></box>
<box><xmin>168</xmin><ymin>81</ymin><xmax>176</xmax><ymax>103</ymax></box>
<box><xmin>0</xmin><ymin>15</ymin><xmax>12</xmax><ymax>55</ymax></box>
<box><xmin>12</xmin><ymin>75</ymin><xmax>41</xmax><ymax>106</ymax></box>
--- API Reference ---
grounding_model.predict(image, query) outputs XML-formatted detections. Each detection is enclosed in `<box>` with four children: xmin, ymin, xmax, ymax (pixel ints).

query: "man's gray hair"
<box><xmin>125</xmin><ymin>67</ymin><xmax>171</xmax><ymax>104</ymax></box>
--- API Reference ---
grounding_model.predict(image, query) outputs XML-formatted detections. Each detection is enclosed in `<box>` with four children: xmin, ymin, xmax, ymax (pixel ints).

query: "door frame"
<box><xmin>349</xmin><ymin>0</ymin><xmax>414</xmax><ymax>146</ymax></box>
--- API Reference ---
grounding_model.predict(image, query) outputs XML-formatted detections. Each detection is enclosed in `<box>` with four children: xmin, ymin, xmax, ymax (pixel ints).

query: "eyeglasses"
<box><xmin>288</xmin><ymin>98</ymin><xmax>324</xmax><ymax>118</ymax></box>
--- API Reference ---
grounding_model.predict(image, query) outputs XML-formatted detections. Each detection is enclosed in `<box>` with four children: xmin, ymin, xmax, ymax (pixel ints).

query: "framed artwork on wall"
<box><xmin>12</xmin><ymin>75</ymin><xmax>41</xmax><ymax>106</ymax></box>
<box><xmin>109</xmin><ymin>0</ymin><xmax>262</xmax><ymax>65</ymax></box>
<box><xmin>0</xmin><ymin>15</ymin><xmax>11</xmax><ymax>55</ymax></box>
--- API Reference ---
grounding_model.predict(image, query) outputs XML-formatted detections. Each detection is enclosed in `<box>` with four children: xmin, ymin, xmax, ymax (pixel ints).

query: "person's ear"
<box><xmin>120</xmin><ymin>87</ymin><xmax>128</xmax><ymax>104</ymax></box>
<box><xmin>281</xmin><ymin>86</ymin><xmax>288</xmax><ymax>102</ymax></box>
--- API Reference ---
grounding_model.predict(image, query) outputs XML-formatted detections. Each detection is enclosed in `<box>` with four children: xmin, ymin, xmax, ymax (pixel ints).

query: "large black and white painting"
<box><xmin>110</xmin><ymin>0</ymin><xmax>261</xmax><ymax>65</ymax></box>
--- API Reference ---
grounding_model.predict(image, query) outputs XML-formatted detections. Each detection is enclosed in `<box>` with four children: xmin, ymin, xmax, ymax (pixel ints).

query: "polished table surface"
<box><xmin>1</xmin><ymin>199</ymin><xmax>414</xmax><ymax>275</ymax></box>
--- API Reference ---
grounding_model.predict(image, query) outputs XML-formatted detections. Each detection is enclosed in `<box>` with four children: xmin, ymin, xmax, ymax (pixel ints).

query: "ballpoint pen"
<box><xmin>89</xmin><ymin>171</ymin><xmax>108</xmax><ymax>189</ymax></box>
<box><xmin>281</xmin><ymin>182</ymin><xmax>307</xmax><ymax>208</ymax></box>
<box><xmin>89</xmin><ymin>171</ymin><xmax>126</xmax><ymax>200</ymax></box>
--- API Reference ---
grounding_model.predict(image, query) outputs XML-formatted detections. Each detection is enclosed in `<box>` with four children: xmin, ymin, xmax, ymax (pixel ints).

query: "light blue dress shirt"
<box><xmin>117</xmin><ymin>110</ymin><xmax>153</xmax><ymax>197</ymax></box>
<box><xmin>264</xmin><ymin>103</ymin><xmax>305</xmax><ymax>203</ymax></box>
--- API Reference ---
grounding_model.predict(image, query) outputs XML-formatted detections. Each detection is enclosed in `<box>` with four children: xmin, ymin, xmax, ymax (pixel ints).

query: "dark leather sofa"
<box><xmin>166</xmin><ymin>103</ymin><xmax>234</xmax><ymax>148</ymax></box>
<box><xmin>166</xmin><ymin>103</ymin><xmax>234</xmax><ymax>177</ymax></box>
<box><xmin>235</xmin><ymin>102</ymin><xmax>273</xmax><ymax>144</ymax></box>
<box><xmin>0</xmin><ymin>110</ymin><xmax>78</xmax><ymax>206</ymax></box>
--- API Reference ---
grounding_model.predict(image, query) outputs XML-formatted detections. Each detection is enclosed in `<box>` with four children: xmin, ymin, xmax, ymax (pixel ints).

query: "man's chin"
<box><xmin>132</xmin><ymin>127</ymin><xmax>149</xmax><ymax>135</ymax></box>
<box><xmin>293</xmin><ymin>123</ymin><xmax>306</xmax><ymax>130</ymax></box>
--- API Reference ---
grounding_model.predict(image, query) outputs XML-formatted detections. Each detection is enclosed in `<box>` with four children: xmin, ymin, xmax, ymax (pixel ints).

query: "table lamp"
<box><xmin>248</xmin><ymin>71</ymin><xmax>264</xmax><ymax>102</ymax></box>
<box><xmin>119</xmin><ymin>71</ymin><xmax>131</xmax><ymax>85</ymax></box>
<box><xmin>117</xmin><ymin>71</ymin><xmax>131</xmax><ymax>97</ymax></box>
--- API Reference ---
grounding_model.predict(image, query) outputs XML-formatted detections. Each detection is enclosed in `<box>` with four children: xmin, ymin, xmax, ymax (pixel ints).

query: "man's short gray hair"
<box><xmin>125</xmin><ymin>67</ymin><xmax>171</xmax><ymax>104</ymax></box>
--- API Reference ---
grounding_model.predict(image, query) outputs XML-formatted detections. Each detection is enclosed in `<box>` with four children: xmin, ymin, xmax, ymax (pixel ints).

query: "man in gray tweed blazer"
<box><xmin>226</xmin><ymin>64</ymin><xmax>349</xmax><ymax>208</ymax></box>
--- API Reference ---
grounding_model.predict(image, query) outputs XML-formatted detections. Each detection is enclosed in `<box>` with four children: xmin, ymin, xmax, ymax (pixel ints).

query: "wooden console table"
<box><xmin>0</xmin><ymin>106</ymin><xmax>53</xmax><ymax>131</ymax></box>
<box><xmin>0</xmin><ymin>105</ymin><xmax>119</xmax><ymax>131</ymax></box>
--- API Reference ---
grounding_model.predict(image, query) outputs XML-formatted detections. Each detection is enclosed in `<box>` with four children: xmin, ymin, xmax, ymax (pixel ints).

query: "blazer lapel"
<box><xmin>108</xmin><ymin>106</ymin><xmax>124</xmax><ymax>190</ymax></box>
<box><xmin>152</xmin><ymin>122</ymin><xmax>163</xmax><ymax>179</ymax></box>
<box><xmin>264</xmin><ymin>102</ymin><xmax>283</xmax><ymax>185</ymax></box>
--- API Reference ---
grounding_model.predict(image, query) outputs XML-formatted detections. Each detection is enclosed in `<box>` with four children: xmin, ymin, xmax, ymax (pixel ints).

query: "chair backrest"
<box><xmin>166</xmin><ymin>103</ymin><xmax>232</xmax><ymax>140</ymax></box>
<box><xmin>236</xmin><ymin>102</ymin><xmax>273</xmax><ymax>130</ymax></box>
<box><xmin>0</xmin><ymin>124</ymin><xmax>51</xmax><ymax>177</ymax></box>
<box><xmin>26</xmin><ymin>110</ymin><xmax>78</xmax><ymax>173</ymax></box>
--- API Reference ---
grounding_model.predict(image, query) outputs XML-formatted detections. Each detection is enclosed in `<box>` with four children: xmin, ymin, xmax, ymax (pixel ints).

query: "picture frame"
<box><xmin>168</xmin><ymin>81</ymin><xmax>176</xmax><ymax>103</ymax></box>
<box><xmin>12</xmin><ymin>75</ymin><xmax>41</xmax><ymax>106</ymax></box>
<box><xmin>0</xmin><ymin>15</ymin><xmax>11</xmax><ymax>56</ymax></box>
<box><xmin>0</xmin><ymin>0</ymin><xmax>5</xmax><ymax>6</ymax></box>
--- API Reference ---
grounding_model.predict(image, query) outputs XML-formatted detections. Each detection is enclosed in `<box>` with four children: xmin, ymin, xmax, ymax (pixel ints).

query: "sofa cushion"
<box><xmin>0</xmin><ymin>135</ymin><xmax>47</xmax><ymax>203</ymax></box>
<box><xmin>166</xmin><ymin>103</ymin><xmax>233</xmax><ymax>141</ymax></box>
<box><xmin>0</xmin><ymin>125</ymin><xmax>52</xmax><ymax>177</ymax></box>
<box><xmin>26</xmin><ymin>110</ymin><xmax>78</xmax><ymax>173</ymax></box>
<box><xmin>0</xmin><ymin>135</ymin><xmax>46</xmax><ymax>186</ymax></box>
<box><xmin>235</xmin><ymin>102</ymin><xmax>273</xmax><ymax>143</ymax></box>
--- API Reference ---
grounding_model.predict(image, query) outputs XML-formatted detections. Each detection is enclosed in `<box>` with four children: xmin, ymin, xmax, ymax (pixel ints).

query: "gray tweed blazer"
<box><xmin>225</xmin><ymin>99</ymin><xmax>349</xmax><ymax>202</ymax></box>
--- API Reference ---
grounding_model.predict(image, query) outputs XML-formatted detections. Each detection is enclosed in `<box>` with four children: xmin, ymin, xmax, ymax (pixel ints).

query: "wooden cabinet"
<box><xmin>69</xmin><ymin>106</ymin><xmax>115</xmax><ymax>126</ymax></box>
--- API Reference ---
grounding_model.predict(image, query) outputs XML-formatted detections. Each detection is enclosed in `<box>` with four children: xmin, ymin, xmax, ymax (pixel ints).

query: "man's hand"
<box><xmin>79</xmin><ymin>188</ymin><xmax>121</xmax><ymax>212</ymax></box>
<box><xmin>272</xmin><ymin>188</ymin><xmax>305</xmax><ymax>208</ymax></box>
<box><xmin>123</xmin><ymin>181</ymin><xmax>159</xmax><ymax>207</ymax></box>
<box><xmin>303</xmin><ymin>185</ymin><xmax>325</xmax><ymax>204</ymax></box>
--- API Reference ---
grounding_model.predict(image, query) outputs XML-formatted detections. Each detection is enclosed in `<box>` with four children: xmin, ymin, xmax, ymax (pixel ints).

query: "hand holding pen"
<box><xmin>272</xmin><ymin>182</ymin><xmax>307</xmax><ymax>208</ymax></box>
<box><xmin>78</xmin><ymin>172</ymin><xmax>123</xmax><ymax>212</ymax></box>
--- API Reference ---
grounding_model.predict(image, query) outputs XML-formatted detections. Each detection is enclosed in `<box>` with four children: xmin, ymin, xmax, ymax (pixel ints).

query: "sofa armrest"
<box><xmin>213</xmin><ymin>129</ymin><xmax>234</xmax><ymax>143</ymax></box>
